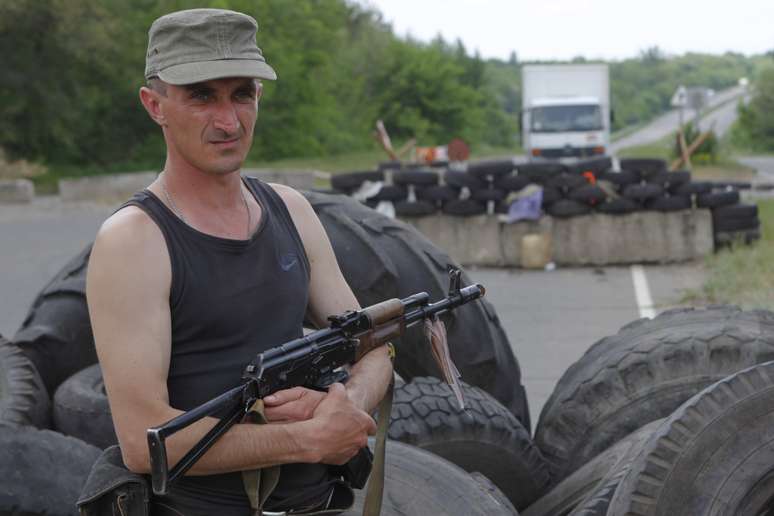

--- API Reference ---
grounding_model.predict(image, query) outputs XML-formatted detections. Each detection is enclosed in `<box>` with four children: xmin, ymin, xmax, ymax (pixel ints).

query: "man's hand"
<box><xmin>263</xmin><ymin>387</ymin><xmax>325</xmax><ymax>423</ymax></box>
<box><xmin>302</xmin><ymin>383</ymin><xmax>376</xmax><ymax>465</ymax></box>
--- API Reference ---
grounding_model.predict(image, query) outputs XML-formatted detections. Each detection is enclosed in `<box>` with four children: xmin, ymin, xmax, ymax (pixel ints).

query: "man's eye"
<box><xmin>190</xmin><ymin>91</ymin><xmax>211</xmax><ymax>101</ymax></box>
<box><xmin>235</xmin><ymin>90</ymin><xmax>256</xmax><ymax>101</ymax></box>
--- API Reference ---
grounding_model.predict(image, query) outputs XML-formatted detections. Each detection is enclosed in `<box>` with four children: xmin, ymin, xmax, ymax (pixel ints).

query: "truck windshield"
<box><xmin>531</xmin><ymin>105</ymin><xmax>602</xmax><ymax>133</ymax></box>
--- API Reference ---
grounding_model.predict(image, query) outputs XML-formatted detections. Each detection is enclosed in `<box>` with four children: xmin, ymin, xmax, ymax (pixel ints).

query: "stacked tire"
<box><xmin>523</xmin><ymin>306</ymin><xmax>774</xmax><ymax>515</ymax></box>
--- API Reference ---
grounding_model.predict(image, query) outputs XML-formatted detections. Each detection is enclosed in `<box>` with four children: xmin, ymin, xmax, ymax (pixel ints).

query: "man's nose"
<box><xmin>212</xmin><ymin>101</ymin><xmax>241</xmax><ymax>134</ymax></box>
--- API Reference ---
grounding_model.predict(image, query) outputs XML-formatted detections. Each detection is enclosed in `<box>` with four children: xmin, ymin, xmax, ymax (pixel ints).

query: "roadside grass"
<box><xmin>683</xmin><ymin>199</ymin><xmax>774</xmax><ymax>311</ymax></box>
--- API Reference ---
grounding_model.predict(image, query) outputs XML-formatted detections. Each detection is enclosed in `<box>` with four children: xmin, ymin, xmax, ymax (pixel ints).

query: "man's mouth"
<box><xmin>210</xmin><ymin>137</ymin><xmax>240</xmax><ymax>148</ymax></box>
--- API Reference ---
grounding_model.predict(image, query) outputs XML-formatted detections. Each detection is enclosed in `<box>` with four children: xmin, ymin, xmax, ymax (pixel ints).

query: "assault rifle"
<box><xmin>147</xmin><ymin>269</ymin><xmax>485</xmax><ymax>496</ymax></box>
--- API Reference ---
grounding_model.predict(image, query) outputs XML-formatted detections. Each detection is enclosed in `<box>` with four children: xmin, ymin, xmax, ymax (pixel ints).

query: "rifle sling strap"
<box><xmin>362</xmin><ymin>379</ymin><xmax>393</xmax><ymax>516</ymax></box>
<box><xmin>241</xmin><ymin>400</ymin><xmax>282</xmax><ymax>515</ymax></box>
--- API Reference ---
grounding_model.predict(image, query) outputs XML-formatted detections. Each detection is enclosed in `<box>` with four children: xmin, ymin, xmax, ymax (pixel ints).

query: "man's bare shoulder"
<box><xmin>91</xmin><ymin>205</ymin><xmax>168</xmax><ymax>276</ymax></box>
<box><xmin>95</xmin><ymin>205</ymin><xmax>164</xmax><ymax>250</ymax></box>
<box><xmin>268</xmin><ymin>183</ymin><xmax>316</xmax><ymax>220</ymax></box>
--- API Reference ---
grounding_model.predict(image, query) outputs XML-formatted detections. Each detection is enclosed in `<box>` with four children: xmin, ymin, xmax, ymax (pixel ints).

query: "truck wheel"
<box><xmin>0</xmin><ymin>336</ymin><xmax>51</xmax><ymax>428</ymax></box>
<box><xmin>495</xmin><ymin>173</ymin><xmax>531</xmax><ymax>192</ymax></box>
<box><xmin>524</xmin><ymin>419</ymin><xmax>662</xmax><ymax>516</ymax></box>
<box><xmin>619</xmin><ymin>158</ymin><xmax>666</xmax><ymax>177</ymax></box>
<box><xmin>607</xmin><ymin>360</ymin><xmax>774</xmax><ymax>516</ymax></box>
<box><xmin>0</xmin><ymin>426</ymin><xmax>100</xmax><ymax>516</ymax></box>
<box><xmin>344</xmin><ymin>440</ymin><xmax>519</xmax><ymax>515</ymax></box>
<box><xmin>13</xmin><ymin>244</ymin><xmax>97</xmax><ymax>397</ymax></box>
<box><xmin>389</xmin><ymin>376</ymin><xmax>550</xmax><ymax>510</ymax></box>
<box><xmin>53</xmin><ymin>364</ymin><xmax>116</xmax><ymax>449</ymax></box>
<box><xmin>622</xmin><ymin>183</ymin><xmax>663</xmax><ymax>202</ymax></box>
<box><xmin>444</xmin><ymin>170</ymin><xmax>486</xmax><ymax>190</ymax></box>
<box><xmin>534</xmin><ymin>306</ymin><xmax>774</xmax><ymax>483</ymax></box>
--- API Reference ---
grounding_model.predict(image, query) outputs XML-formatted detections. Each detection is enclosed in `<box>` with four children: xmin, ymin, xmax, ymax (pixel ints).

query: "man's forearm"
<box><xmin>345</xmin><ymin>346</ymin><xmax>394</xmax><ymax>413</ymax></box>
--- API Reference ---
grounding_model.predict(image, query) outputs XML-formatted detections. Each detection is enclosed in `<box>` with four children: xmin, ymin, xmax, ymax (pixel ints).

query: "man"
<box><xmin>86</xmin><ymin>8</ymin><xmax>393</xmax><ymax>515</ymax></box>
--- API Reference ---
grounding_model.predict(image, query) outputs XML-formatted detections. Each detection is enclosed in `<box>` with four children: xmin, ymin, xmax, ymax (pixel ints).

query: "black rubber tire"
<box><xmin>470</xmin><ymin>472</ymin><xmax>520</xmax><ymax>515</ymax></box>
<box><xmin>393</xmin><ymin>200</ymin><xmax>438</xmax><ymax>217</ymax></box>
<box><xmin>53</xmin><ymin>364</ymin><xmax>117</xmax><ymax>449</ymax></box>
<box><xmin>622</xmin><ymin>183</ymin><xmax>663</xmax><ymax>202</ymax></box>
<box><xmin>567</xmin><ymin>185</ymin><xmax>607</xmax><ymax>205</ymax></box>
<box><xmin>567</xmin><ymin>157</ymin><xmax>612</xmax><ymax>176</ymax></box>
<box><xmin>472</xmin><ymin>188</ymin><xmax>508</xmax><ymax>202</ymax></box>
<box><xmin>712</xmin><ymin>203</ymin><xmax>758</xmax><ymax>220</ymax></box>
<box><xmin>598</xmin><ymin>170</ymin><xmax>640</xmax><ymax>188</ymax></box>
<box><xmin>696</xmin><ymin>189</ymin><xmax>740</xmax><ymax>208</ymax></box>
<box><xmin>416</xmin><ymin>185</ymin><xmax>459</xmax><ymax>203</ymax></box>
<box><xmin>517</xmin><ymin>163</ymin><xmax>568</xmax><ymax>185</ymax></box>
<box><xmin>596</xmin><ymin>198</ymin><xmax>640</xmax><ymax>215</ymax></box>
<box><xmin>305</xmin><ymin>193</ymin><xmax>529</xmax><ymax>428</ymax></box>
<box><xmin>645</xmin><ymin>195</ymin><xmax>692</xmax><ymax>212</ymax></box>
<box><xmin>388</xmin><ymin>377</ymin><xmax>550</xmax><ymax>511</ymax></box>
<box><xmin>0</xmin><ymin>426</ymin><xmax>101</xmax><ymax>516</ymax></box>
<box><xmin>467</xmin><ymin>159</ymin><xmax>515</xmax><ymax>180</ymax></box>
<box><xmin>596</xmin><ymin>198</ymin><xmax>641</xmax><ymax>215</ymax></box>
<box><xmin>661</xmin><ymin>170</ymin><xmax>692</xmax><ymax>191</ymax></box>
<box><xmin>524</xmin><ymin>419</ymin><xmax>663</xmax><ymax>516</ymax></box>
<box><xmin>714</xmin><ymin>228</ymin><xmax>761</xmax><ymax>248</ymax></box>
<box><xmin>714</xmin><ymin>215</ymin><xmax>760</xmax><ymax>232</ymax></box>
<box><xmin>541</xmin><ymin>187</ymin><xmax>563</xmax><ymax>206</ymax></box>
<box><xmin>619</xmin><ymin>158</ymin><xmax>666</xmax><ymax>177</ymax></box>
<box><xmin>495</xmin><ymin>173</ymin><xmax>531</xmax><ymax>192</ymax></box>
<box><xmin>343</xmin><ymin>440</ymin><xmax>518</xmax><ymax>515</ymax></box>
<box><xmin>714</xmin><ymin>180</ymin><xmax>753</xmax><ymax>190</ymax></box>
<box><xmin>393</xmin><ymin>170</ymin><xmax>439</xmax><ymax>187</ymax></box>
<box><xmin>442</xmin><ymin>199</ymin><xmax>488</xmax><ymax>217</ymax></box>
<box><xmin>13</xmin><ymin>244</ymin><xmax>97</xmax><ymax>397</ymax></box>
<box><xmin>534</xmin><ymin>306</ymin><xmax>774</xmax><ymax>484</ymax></box>
<box><xmin>547</xmin><ymin>173</ymin><xmax>588</xmax><ymax>193</ymax></box>
<box><xmin>0</xmin><ymin>336</ymin><xmax>51</xmax><ymax>428</ymax></box>
<box><xmin>546</xmin><ymin>199</ymin><xmax>592</xmax><ymax>218</ymax></box>
<box><xmin>369</xmin><ymin>185</ymin><xmax>407</xmax><ymax>202</ymax></box>
<box><xmin>673</xmin><ymin>180</ymin><xmax>712</xmax><ymax>195</ymax></box>
<box><xmin>444</xmin><ymin>170</ymin><xmax>485</xmax><ymax>190</ymax></box>
<box><xmin>331</xmin><ymin>171</ymin><xmax>384</xmax><ymax>191</ymax></box>
<box><xmin>607</xmin><ymin>360</ymin><xmax>774</xmax><ymax>516</ymax></box>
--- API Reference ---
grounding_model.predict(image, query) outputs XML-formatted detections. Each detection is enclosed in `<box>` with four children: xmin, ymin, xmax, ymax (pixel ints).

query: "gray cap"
<box><xmin>145</xmin><ymin>8</ymin><xmax>277</xmax><ymax>85</ymax></box>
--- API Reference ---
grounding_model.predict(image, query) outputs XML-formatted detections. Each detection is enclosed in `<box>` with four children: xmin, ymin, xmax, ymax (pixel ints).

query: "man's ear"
<box><xmin>139</xmin><ymin>87</ymin><xmax>166</xmax><ymax>126</ymax></box>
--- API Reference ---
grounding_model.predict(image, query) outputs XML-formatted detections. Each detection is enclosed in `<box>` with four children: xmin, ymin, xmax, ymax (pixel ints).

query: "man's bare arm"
<box><xmin>87</xmin><ymin>206</ymin><xmax>373</xmax><ymax>474</ymax></box>
<box><xmin>275</xmin><ymin>185</ymin><xmax>394</xmax><ymax>414</ymax></box>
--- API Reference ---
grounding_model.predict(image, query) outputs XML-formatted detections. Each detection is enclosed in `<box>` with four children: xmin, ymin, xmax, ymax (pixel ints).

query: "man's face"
<box><xmin>159</xmin><ymin>78</ymin><xmax>262</xmax><ymax>176</ymax></box>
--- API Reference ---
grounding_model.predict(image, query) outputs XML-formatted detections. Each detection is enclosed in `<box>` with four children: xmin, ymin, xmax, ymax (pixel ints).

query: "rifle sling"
<box><xmin>361</xmin><ymin>379</ymin><xmax>393</xmax><ymax>516</ymax></box>
<box><xmin>241</xmin><ymin>400</ymin><xmax>281</xmax><ymax>515</ymax></box>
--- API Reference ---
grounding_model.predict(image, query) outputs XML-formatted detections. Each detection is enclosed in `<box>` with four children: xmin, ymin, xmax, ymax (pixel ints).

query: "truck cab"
<box><xmin>521</xmin><ymin>64</ymin><xmax>611</xmax><ymax>160</ymax></box>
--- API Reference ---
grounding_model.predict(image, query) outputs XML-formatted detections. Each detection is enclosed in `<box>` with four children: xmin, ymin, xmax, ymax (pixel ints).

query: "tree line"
<box><xmin>0</xmin><ymin>0</ymin><xmax>767</xmax><ymax>173</ymax></box>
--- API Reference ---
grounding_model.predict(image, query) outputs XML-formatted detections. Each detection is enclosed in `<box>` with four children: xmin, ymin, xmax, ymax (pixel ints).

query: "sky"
<box><xmin>360</xmin><ymin>0</ymin><xmax>774</xmax><ymax>61</ymax></box>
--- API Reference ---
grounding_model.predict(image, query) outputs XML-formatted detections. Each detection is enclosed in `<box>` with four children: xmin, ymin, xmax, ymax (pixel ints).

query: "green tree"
<box><xmin>732</xmin><ymin>67</ymin><xmax>774</xmax><ymax>151</ymax></box>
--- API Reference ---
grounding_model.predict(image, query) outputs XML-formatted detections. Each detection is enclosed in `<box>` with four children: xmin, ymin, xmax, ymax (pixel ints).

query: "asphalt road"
<box><xmin>611</xmin><ymin>86</ymin><xmax>745</xmax><ymax>153</ymax></box>
<box><xmin>0</xmin><ymin>196</ymin><xmax>706</xmax><ymax>423</ymax></box>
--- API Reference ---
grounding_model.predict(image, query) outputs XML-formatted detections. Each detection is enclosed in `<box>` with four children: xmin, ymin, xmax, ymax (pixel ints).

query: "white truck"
<box><xmin>521</xmin><ymin>64</ymin><xmax>611</xmax><ymax>160</ymax></box>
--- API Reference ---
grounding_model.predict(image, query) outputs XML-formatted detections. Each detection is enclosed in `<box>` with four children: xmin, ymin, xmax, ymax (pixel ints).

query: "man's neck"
<box><xmin>161</xmin><ymin>159</ymin><xmax>244</xmax><ymax>210</ymax></box>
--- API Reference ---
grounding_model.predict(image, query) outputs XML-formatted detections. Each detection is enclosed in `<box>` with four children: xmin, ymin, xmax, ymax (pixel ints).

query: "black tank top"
<box><xmin>122</xmin><ymin>177</ymin><xmax>332</xmax><ymax>514</ymax></box>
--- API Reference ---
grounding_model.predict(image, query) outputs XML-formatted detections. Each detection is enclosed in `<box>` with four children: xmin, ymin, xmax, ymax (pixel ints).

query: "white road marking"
<box><xmin>631</xmin><ymin>264</ymin><xmax>656</xmax><ymax>319</ymax></box>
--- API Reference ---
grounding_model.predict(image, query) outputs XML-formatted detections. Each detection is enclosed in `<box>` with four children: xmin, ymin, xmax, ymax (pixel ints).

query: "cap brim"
<box><xmin>157</xmin><ymin>59</ymin><xmax>277</xmax><ymax>85</ymax></box>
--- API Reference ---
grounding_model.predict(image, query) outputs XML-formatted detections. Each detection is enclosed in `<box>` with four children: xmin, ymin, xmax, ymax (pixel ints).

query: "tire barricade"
<box><xmin>327</xmin><ymin>157</ymin><xmax>762</xmax><ymax>253</ymax></box>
